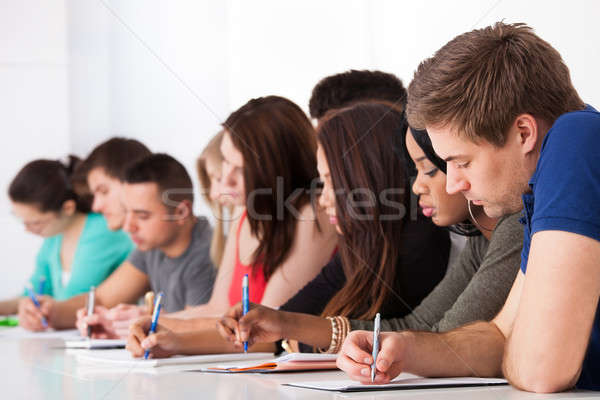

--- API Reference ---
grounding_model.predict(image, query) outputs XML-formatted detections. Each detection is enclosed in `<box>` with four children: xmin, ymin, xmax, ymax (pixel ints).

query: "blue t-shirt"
<box><xmin>28</xmin><ymin>213</ymin><xmax>134</xmax><ymax>300</ymax></box>
<box><xmin>520</xmin><ymin>105</ymin><xmax>600</xmax><ymax>390</ymax></box>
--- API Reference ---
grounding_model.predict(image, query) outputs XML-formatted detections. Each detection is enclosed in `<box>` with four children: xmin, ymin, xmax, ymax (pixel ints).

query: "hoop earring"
<box><xmin>467</xmin><ymin>200</ymin><xmax>494</xmax><ymax>232</ymax></box>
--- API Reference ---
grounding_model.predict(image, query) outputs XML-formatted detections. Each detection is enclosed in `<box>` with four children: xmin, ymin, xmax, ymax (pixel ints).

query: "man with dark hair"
<box><xmin>79</xmin><ymin>137</ymin><xmax>151</xmax><ymax>230</ymax></box>
<box><xmin>47</xmin><ymin>154</ymin><xmax>216</xmax><ymax>336</ymax></box>
<box><xmin>338</xmin><ymin>22</ymin><xmax>600</xmax><ymax>393</ymax></box>
<box><xmin>308</xmin><ymin>69</ymin><xmax>407</xmax><ymax>120</ymax></box>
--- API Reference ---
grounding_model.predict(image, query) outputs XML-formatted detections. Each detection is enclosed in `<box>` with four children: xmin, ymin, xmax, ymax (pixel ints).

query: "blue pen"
<box><xmin>371</xmin><ymin>313</ymin><xmax>381</xmax><ymax>382</ymax></box>
<box><xmin>25</xmin><ymin>284</ymin><xmax>48</xmax><ymax>328</ymax></box>
<box><xmin>144</xmin><ymin>292</ymin><xmax>164</xmax><ymax>360</ymax></box>
<box><xmin>37</xmin><ymin>276</ymin><xmax>46</xmax><ymax>296</ymax></box>
<box><xmin>242</xmin><ymin>274</ymin><xmax>249</xmax><ymax>353</ymax></box>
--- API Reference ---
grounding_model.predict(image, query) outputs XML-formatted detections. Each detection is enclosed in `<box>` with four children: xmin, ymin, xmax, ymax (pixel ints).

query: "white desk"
<box><xmin>0</xmin><ymin>334</ymin><xmax>595</xmax><ymax>399</ymax></box>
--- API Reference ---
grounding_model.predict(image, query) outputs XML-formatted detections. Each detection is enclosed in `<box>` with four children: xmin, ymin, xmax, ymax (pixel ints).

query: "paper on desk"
<box><xmin>75</xmin><ymin>349</ymin><xmax>274</xmax><ymax>368</ymax></box>
<box><xmin>0</xmin><ymin>327</ymin><xmax>80</xmax><ymax>340</ymax></box>
<box><xmin>65</xmin><ymin>338</ymin><xmax>126</xmax><ymax>349</ymax></box>
<box><xmin>284</xmin><ymin>376</ymin><xmax>508</xmax><ymax>392</ymax></box>
<box><xmin>195</xmin><ymin>352</ymin><xmax>338</xmax><ymax>373</ymax></box>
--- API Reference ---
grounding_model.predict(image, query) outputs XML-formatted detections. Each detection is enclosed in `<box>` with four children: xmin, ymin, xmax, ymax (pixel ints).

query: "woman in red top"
<box><xmin>126</xmin><ymin>96</ymin><xmax>337</xmax><ymax>357</ymax></box>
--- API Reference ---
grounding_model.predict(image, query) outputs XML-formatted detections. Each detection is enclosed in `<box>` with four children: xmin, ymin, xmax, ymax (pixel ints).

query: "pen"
<box><xmin>371</xmin><ymin>312</ymin><xmax>380</xmax><ymax>382</ymax></box>
<box><xmin>242</xmin><ymin>274</ymin><xmax>249</xmax><ymax>353</ymax></box>
<box><xmin>37</xmin><ymin>276</ymin><xmax>46</xmax><ymax>296</ymax></box>
<box><xmin>25</xmin><ymin>284</ymin><xmax>48</xmax><ymax>328</ymax></box>
<box><xmin>144</xmin><ymin>292</ymin><xmax>164</xmax><ymax>360</ymax></box>
<box><xmin>86</xmin><ymin>286</ymin><xmax>95</xmax><ymax>338</ymax></box>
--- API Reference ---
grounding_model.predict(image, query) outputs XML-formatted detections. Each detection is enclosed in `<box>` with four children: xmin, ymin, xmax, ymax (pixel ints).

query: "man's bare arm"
<box><xmin>504</xmin><ymin>231</ymin><xmax>600</xmax><ymax>393</ymax></box>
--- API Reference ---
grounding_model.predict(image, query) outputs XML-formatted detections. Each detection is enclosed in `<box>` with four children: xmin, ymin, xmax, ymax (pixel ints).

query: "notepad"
<box><xmin>196</xmin><ymin>352</ymin><xmax>338</xmax><ymax>373</ymax></box>
<box><xmin>75</xmin><ymin>349</ymin><xmax>274</xmax><ymax>368</ymax></box>
<box><xmin>65</xmin><ymin>338</ymin><xmax>126</xmax><ymax>349</ymax></box>
<box><xmin>284</xmin><ymin>376</ymin><xmax>508</xmax><ymax>392</ymax></box>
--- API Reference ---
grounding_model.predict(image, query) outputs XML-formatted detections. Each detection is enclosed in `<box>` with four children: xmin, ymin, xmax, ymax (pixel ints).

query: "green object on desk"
<box><xmin>0</xmin><ymin>317</ymin><xmax>19</xmax><ymax>327</ymax></box>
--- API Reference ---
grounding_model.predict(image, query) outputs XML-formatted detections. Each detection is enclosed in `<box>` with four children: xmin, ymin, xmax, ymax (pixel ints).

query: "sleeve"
<box><xmin>279</xmin><ymin>255</ymin><xmax>345</xmax><ymax>315</ymax></box>
<box><xmin>128</xmin><ymin>248</ymin><xmax>148</xmax><ymax>274</ymax></box>
<box><xmin>182</xmin><ymin>249</ymin><xmax>217</xmax><ymax>307</ymax></box>
<box><xmin>531</xmin><ymin>114</ymin><xmax>600</xmax><ymax>242</ymax></box>
<box><xmin>27</xmin><ymin>240</ymin><xmax>53</xmax><ymax>296</ymax></box>
<box><xmin>62</xmin><ymin>218</ymin><xmax>135</xmax><ymax>298</ymax></box>
<box><xmin>433</xmin><ymin>212</ymin><xmax>522</xmax><ymax>332</ymax></box>
<box><xmin>350</xmin><ymin>213</ymin><xmax>523</xmax><ymax>333</ymax></box>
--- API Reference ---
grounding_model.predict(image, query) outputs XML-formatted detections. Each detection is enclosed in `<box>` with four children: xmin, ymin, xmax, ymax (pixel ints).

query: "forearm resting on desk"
<box><xmin>403</xmin><ymin>321</ymin><xmax>505</xmax><ymax>378</ymax></box>
<box><xmin>280</xmin><ymin>312</ymin><xmax>333</xmax><ymax>350</ymax></box>
<box><xmin>0</xmin><ymin>297</ymin><xmax>21</xmax><ymax>316</ymax></box>
<box><xmin>48</xmin><ymin>295</ymin><xmax>86</xmax><ymax>329</ymax></box>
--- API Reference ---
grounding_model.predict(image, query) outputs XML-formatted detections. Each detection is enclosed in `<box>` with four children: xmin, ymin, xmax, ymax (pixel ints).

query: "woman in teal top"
<box><xmin>0</xmin><ymin>156</ymin><xmax>133</xmax><ymax>327</ymax></box>
<box><xmin>32</xmin><ymin>212</ymin><xmax>133</xmax><ymax>300</ymax></box>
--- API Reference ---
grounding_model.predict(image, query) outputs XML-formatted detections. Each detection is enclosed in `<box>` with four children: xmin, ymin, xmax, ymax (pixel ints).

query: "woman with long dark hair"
<box><xmin>216</xmin><ymin>102</ymin><xmax>451</xmax><ymax>352</ymax></box>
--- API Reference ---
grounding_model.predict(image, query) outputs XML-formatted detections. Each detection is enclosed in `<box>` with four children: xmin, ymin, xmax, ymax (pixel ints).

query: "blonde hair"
<box><xmin>197</xmin><ymin>130</ymin><xmax>228</xmax><ymax>268</ymax></box>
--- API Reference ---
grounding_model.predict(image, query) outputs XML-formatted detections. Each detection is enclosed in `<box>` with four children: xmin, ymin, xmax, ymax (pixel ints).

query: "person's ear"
<box><xmin>174</xmin><ymin>200</ymin><xmax>191</xmax><ymax>224</ymax></box>
<box><xmin>513</xmin><ymin>114</ymin><xmax>539</xmax><ymax>155</ymax></box>
<box><xmin>61</xmin><ymin>199</ymin><xmax>77</xmax><ymax>216</ymax></box>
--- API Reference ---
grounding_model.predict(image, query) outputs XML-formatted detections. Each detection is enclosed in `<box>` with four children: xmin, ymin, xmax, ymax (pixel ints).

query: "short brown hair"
<box><xmin>78</xmin><ymin>137</ymin><xmax>151</xmax><ymax>181</ymax></box>
<box><xmin>407</xmin><ymin>22</ymin><xmax>585</xmax><ymax>146</ymax></box>
<box><xmin>223</xmin><ymin>95</ymin><xmax>318</xmax><ymax>279</ymax></box>
<box><xmin>124</xmin><ymin>153</ymin><xmax>194</xmax><ymax>207</ymax></box>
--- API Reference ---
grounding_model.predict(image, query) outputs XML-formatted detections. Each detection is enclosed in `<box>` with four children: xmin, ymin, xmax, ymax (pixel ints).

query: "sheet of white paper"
<box><xmin>0</xmin><ymin>327</ymin><xmax>80</xmax><ymax>340</ymax></box>
<box><xmin>274</xmin><ymin>353</ymin><xmax>337</xmax><ymax>362</ymax></box>
<box><xmin>284</xmin><ymin>377</ymin><xmax>508</xmax><ymax>392</ymax></box>
<box><xmin>75</xmin><ymin>349</ymin><xmax>274</xmax><ymax>368</ymax></box>
<box><xmin>65</xmin><ymin>338</ymin><xmax>126</xmax><ymax>349</ymax></box>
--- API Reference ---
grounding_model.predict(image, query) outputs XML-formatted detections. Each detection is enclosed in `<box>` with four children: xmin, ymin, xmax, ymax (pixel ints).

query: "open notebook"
<box><xmin>75</xmin><ymin>349</ymin><xmax>273</xmax><ymax>368</ymax></box>
<box><xmin>65</xmin><ymin>338</ymin><xmax>126</xmax><ymax>349</ymax></box>
<box><xmin>195</xmin><ymin>352</ymin><xmax>338</xmax><ymax>373</ymax></box>
<box><xmin>284</xmin><ymin>376</ymin><xmax>508</xmax><ymax>392</ymax></box>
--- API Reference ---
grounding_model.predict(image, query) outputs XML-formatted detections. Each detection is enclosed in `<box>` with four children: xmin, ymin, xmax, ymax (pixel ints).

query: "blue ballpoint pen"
<box><xmin>371</xmin><ymin>313</ymin><xmax>381</xmax><ymax>382</ymax></box>
<box><xmin>242</xmin><ymin>274</ymin><xmax>249</xmax><ymax>353</ymax></box>
<box><xmin>37</xmin><ymin>276</ymin><xmax>46</xmax><ymax>296</ymax></box>
<box><xmin>25</xmin><ymin>284</ymin><xmax>48</xmax><ymax>328</ymax></box>
<box><xmin>144</xmin><ymin>292</ymin><xmax>164</xmax><ymax>360</ymax></box>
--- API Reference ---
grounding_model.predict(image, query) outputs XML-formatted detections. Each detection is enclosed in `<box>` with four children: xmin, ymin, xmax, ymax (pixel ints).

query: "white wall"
<box><xmin>0</xmin><ymin>0</ymin><xmax>70</xmax><ymax>297</ymax></box>
<box><xmin>1</xmin><ymin>0</ymin><xmax>600</xmax><ymax>297</ymax></box>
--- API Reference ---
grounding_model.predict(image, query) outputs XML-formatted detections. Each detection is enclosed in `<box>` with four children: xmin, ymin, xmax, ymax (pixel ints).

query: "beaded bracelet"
<box><xmin>319</xmin><ymin>316</ymin><xmax>351</xmax><ymax>354</ymax></box>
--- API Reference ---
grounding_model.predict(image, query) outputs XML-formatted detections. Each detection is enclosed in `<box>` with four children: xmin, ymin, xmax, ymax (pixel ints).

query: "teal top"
<box><xmin>27</xmin><ymin>213</ymin><xmax>134</xmax><ymax>300</ymax></box>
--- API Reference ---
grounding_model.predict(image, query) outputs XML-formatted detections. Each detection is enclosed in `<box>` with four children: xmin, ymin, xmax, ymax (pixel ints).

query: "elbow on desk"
<box><xmin>503</xmin><ymin>361</ymin><xmax>579</xmax><ymax>393</ymax></box>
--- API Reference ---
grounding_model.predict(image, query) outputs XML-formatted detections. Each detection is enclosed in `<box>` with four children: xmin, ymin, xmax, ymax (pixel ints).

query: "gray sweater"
<box><xmin>350</xmin><ymin>212</ymin><xmax>523</xmax><ymax>332</ymax></box>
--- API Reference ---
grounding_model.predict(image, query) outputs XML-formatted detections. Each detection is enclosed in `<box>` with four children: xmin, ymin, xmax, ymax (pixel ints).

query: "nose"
<box><xmin>412</xmin><ymin>173</ymin><xmax>427</xmax><ymax>196</ymax></box>
<box><xmin>92</xmin><ymin>196</ymin><xmax>103</xmax><ymax>213</ymax></box>
<box><xmin>445</xmin><ymin>164</ymin><xmax>470</xmax><ymax>195</ymax></box>
<box><xmin>221</xmin><ymin>162</ymin><xmax>235</xmax><ymax>188</ymax></box>
<box><xmin>319</xmin><ymin>183</ymin><xmax>334</xmax><ymax>210</ymax></box>
<box><xmin>122</xmin><ymin>212</ymin><xmax>135</xmax><ymax>233</ymax></box>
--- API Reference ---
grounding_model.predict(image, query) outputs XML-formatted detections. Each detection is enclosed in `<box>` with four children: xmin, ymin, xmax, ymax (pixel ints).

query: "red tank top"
<box><xmin>228</xmin><ymin>210</ymin><xmax>268</xmax><ymax>306</ymax></box>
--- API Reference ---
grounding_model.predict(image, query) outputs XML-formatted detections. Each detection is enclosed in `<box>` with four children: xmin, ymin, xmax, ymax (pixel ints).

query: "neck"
<box><xmin>468</xmin><ymin>205</ymin><xmax>498</xmax><ymax>240</ymax></box>
<box><xmin>160</xmin><ymin>216</ymin><xmax>197</xmax><ymax>258</ymax></box>
<box><xmin>61</xmin><ymin>212</ymin><xmax>87</xmax><ymax>239</ymax></box>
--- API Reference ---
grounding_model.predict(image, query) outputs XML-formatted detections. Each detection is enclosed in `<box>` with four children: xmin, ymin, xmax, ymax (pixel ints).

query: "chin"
<box><xmin>106</xmin><ymin>220</ymin><xmax>124</xmax><ymax>231</ymax></box>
